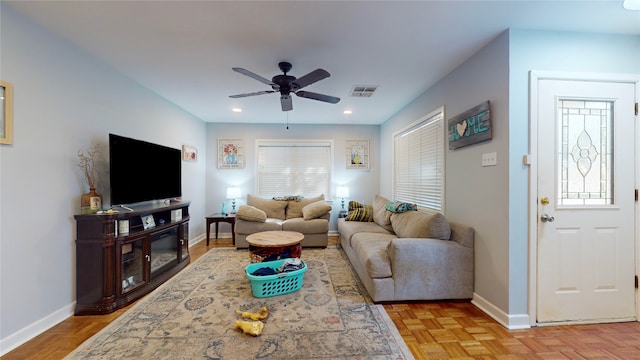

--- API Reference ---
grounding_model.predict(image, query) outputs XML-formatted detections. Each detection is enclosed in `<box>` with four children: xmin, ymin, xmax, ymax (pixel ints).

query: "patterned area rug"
<box><xmin>65</xmin><ymin>247</ymin><xmax>414</xmax><ymax>360</ymax></box>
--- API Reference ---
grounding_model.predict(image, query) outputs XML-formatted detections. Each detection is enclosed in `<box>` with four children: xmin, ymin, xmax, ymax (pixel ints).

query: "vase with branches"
<box><xmin>78</xmin><ymin>144</ymin><xmax>103</xmax><ymax>214</ymax></box>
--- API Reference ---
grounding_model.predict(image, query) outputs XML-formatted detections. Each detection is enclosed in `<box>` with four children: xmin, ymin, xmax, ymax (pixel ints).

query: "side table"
<box><xmin>205</xmin><ymin>213</ymin><xmax>236</xmax><ymax>246</ymax></box>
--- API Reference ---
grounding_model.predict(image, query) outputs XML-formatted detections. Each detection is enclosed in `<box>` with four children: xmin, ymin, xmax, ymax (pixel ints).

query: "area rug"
<box><xmin>65</xmin><ymin>247</ymin><xmax>414</xmax><ymax>360</ymax></box>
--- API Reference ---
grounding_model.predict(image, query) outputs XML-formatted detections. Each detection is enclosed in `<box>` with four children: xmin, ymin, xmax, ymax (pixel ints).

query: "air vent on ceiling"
<box><xmin>350</xmin><ymin>85</ymin><xmax>378</xmax><ymax>97</ymax></box>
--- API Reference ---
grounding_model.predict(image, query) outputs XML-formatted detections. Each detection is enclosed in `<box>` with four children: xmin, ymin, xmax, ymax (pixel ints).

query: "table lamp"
<box><xmin>226</xmin><ymin>187</ymin><xmax>242</xmax><ymax>213</ymax></box>
<box><xmin>336</xmin><ymin>186</ymin><xmax>350</xmax><ymax>212</ymax></box>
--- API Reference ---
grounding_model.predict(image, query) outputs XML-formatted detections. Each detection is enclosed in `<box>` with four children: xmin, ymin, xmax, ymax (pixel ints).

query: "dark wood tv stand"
<box><xmin>74</xmin><ymin>200</ymin><xmax>190</xmax><ymax>315</ymax></box>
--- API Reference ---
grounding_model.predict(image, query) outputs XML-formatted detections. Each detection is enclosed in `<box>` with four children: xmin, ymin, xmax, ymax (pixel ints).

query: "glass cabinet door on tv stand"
<box><xmin>121</xmin><ymin>235</ymin><xmax>147</xmax><ymax>294</ymax></box>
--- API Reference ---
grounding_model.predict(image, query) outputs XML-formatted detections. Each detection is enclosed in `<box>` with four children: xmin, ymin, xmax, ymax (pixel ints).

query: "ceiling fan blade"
<box><xmin>229</xmin><ymin>90</ymin><xmax>275</xmax><ymax>98</ymax></box>
<box><xmin>291</xmin><ymin>69</ymin><xmax>330</xmax><ymax>90</ymax></box>
<box><xmin>281</xmin><ymin>95</ymin><xmax>293</xmax><ymax>111</ymax></box>
<box><xmin>232</xmin><ymin>67</ymin><xmax>277</xmax><ymax>87</ymax></box>
<box><xmin>295</xmin><ymin>90</ymin><xmax>340</xmax><ymax>104</ymax></box>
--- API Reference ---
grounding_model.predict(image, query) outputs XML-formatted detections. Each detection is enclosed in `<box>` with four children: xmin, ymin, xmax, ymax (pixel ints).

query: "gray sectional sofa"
<box><xmin>338</xmin><ymin>195</ymin><xmax>474</xmax><ymax>302</ymax></box>
<box><xmin>234</xmin><ymin>194</ymin><xmax>331</xmax><ymax>248</ymax></box>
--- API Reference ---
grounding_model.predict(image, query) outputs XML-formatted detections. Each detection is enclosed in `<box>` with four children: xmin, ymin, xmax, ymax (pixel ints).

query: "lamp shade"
<box><xmin>226</xmin><ymin>187</ymin><xmax>242</xmax><ymax>199</ymax></box>
<box><xmin>336</xmin><ymin>186</ymin><xmax>350</xmax><ymax>198</ymax></box>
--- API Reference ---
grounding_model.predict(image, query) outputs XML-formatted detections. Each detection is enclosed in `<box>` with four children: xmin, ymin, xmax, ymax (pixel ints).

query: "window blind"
<box><xmin>393</xmin><ymin>109</ymin><xmax>444</xmax><ymax>211</ymax></box>
<box><xmin>257</xmin><ymin>141</ymin><xmax>331</xmax><ymax>197</ymax></box>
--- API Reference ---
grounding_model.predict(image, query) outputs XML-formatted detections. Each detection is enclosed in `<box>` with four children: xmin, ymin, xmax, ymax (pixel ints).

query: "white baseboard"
<box><xmin>471</xmin><ymin>292</ymin><xmax>531</xmax><ymax>330</ymax></box>
<box><xmin>0</xmin><ymin>302</ymin><xmax>74</xmax><ymax>356</ymax></box>
<box><xmin>189</xmin><ymin>233</ymin><xmax>207</xmax><ymax>246</ymax></box>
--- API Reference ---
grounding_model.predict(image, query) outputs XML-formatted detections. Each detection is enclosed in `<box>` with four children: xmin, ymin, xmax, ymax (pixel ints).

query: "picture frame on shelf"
<box><xmin>1</xmin><ymin>80</ymin><xmax>14</xmax><ymax>145</ymax></box>
<box><xmin>141</xmin><ymin>215</ymin><xmax>156</xmax><ymax>230</ymax></box>
<box><xmin>345</xmin><ymin>139</ymin><xmax>369</xmax><ymax>170</ymax></box>
<box><xmin>218</xmin><ymin>139</ymin><xmax>245</xmax><ymax>169</ymax></box>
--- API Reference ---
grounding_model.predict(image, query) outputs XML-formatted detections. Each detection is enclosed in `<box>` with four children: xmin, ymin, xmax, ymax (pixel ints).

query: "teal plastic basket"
<box><xmin>245</xmin><ymin>259</ymin><xmax>307</xmax><ymax>298</ymax></box>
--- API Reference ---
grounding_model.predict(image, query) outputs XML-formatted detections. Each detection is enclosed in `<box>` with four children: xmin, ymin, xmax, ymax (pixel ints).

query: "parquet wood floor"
<box><xmin>3</xmin><ymin>236</ymin><xmax>640</xmax><ymax>359</ymax></box>
<box><xmin>384</xmin><ymin>302</ymin><xmax>640</xmax><ymax>359</ymax></box>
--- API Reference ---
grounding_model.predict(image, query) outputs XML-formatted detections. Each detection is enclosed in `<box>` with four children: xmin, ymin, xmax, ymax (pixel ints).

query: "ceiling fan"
<box><xmin>229</xmin><ymin>61</ymin><xmax>340</xmax><ymax>111</ymax></box>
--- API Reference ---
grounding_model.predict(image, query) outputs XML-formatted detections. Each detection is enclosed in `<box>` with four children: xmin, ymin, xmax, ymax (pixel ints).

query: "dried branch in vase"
<box><xmin>77</xmin><ymin>144</ymin><xmax>101</xmax><ymax>189</ymax></box>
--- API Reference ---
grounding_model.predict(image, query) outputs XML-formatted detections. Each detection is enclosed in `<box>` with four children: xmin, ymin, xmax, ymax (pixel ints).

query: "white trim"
<box><xmin>0</xmin><ymin>302</ymin><xmax>74</xmax><ymax>356</ymax></box>
<box><xmin>528</xmin><ymin>70</ymin><xmax>640</xmax><ymax>327</ymax></box>
<box><xmin>471</xmin><ymin>293</ymin><xmax>531</xmax><ymax>330</ymax></box>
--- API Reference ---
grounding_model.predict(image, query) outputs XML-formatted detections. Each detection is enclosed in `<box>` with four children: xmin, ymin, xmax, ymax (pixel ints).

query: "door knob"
<box><xmin>540</xmin><ymin>213</ymin><xmax>555</xmax><ymax>222</ymax></box>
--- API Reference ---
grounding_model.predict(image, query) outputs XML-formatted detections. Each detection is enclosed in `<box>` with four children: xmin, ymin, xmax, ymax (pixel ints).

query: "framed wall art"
<box><xmin>218</xmin><ymin>139</ymin><xmax>245</xmax><ymax>169</ymax></box>
<box><xmin>448</xmin><ymin>101</ymin><xmax>492</xmax><ymax>150</ymax></box>
<box><xmin>182</xmin><ymin>144</ymin><xmax>197</xmax><ymax>162</ymax></box>
<box><xmin>345</xmin><ymin>139</ymin><xmax>369</xmax><ymax>170</ymax></box>
<box><xmin>1</xmin><ymin>80</ymin><xmax>14</xmax><ymax>145</ymax></box>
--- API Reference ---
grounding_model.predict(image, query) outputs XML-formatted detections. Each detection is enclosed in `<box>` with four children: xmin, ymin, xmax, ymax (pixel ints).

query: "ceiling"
<box><xmin>6</xmin><ymin>1</ymin><xmax>640</xmax><ymax>125</ymax></box>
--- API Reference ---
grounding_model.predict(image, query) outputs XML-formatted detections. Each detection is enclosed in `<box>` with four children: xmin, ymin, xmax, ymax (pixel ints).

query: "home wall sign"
<box><xmin>448</xmin><ymin>101</ymin><xmax>492</xmax><ymax>150</ymax></box>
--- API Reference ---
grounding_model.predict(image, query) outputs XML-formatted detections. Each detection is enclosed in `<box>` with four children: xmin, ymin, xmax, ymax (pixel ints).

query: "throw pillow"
<box><xmin>272</xmin><ymin>195</ymin><xmax>304</xmax><ymax>201</ymax></box>
<box><xmin>286</xmin><ymin>194</ymin><xmax>325</xmax><ymax>219</ymax></box>
<box><xmin>385</xmin><ymin>201</ymin><xmax>418</xmax><ymax>213</ymax></box>
<box><xmin>301</xmin><ymin>200</ymin><xmax>332</xmax><ymax>220</ymax></box>
<box><xmin>247</xmin><ymin>194</ymin><xmax>287</xmax><ymax>220</ymax></box>
<box><xmin>345</xmin><ymin>201</ymin><xmax>373</xmax><ymax>222</ymax></box>
<box><xmin>390</xmin><ymin>210</ymin><xmax>450</xmax><ymax>240</ymax></box>
<box><xmin>372</xmin><ymin>195</ymin><xmax>393</xmax><ymax>231</ymax></box>
<box><xmin>236</xmin><ymin>205</ymin><xmax>267</xmax><ymax>223</ymax></box>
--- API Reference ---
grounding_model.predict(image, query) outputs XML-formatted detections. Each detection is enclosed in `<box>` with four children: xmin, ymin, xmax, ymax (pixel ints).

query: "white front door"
<box><xmin>537</xmin><ymin>79</ymin><xmax>636</xmax><ymax>324</ymax></box>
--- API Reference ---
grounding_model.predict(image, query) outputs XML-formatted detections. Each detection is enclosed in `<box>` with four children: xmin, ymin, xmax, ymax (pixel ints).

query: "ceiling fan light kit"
<box><xmin>230</xmin><ymin>62</ymin><xmax>340</xmax><ymax>112</ymax></box>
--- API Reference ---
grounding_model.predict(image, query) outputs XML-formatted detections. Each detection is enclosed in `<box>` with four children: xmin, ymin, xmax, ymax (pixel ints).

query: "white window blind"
<box><xmin>393</xmin><ymin>109</ymin><xmax>444</xmax><ymax>211</ymax></box>
<box><xmin>257</xmin><ymin>141</ymin><xmax>331</xmax><ymax>197</ymax></box>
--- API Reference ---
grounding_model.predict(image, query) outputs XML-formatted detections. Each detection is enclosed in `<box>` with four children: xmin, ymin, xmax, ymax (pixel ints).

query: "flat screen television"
<box><xmin>109</xmin><ymin>133</ymin><xmax>182</xmax><ymax>206</ymax></box>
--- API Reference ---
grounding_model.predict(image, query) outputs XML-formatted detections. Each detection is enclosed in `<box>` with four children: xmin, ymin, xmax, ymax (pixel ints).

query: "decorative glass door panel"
<box><xmin>180</xmin><ymin>223</ymin><xmax>189</xmax><ymax>262</ymax></box>
<box><xmin>557</xmin><ymin>99</ymin><xmax>613</xmax><ymax>206</ymax></box>
<box><xmin>121</xmin><ymin>236</ymin><xmax>145</xmax><ymax>294</ymax></box>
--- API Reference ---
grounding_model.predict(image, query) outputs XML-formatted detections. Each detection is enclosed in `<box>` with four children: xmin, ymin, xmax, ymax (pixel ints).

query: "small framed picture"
<box><xmin>345</xmin><ymin>139</ymin><xmax>370</xmax><ymax>170</ymax></box>
<box><xmin>182</xmin><ymin>144</ymin><xmax>197</xmax><ymax>162</ymax></box>
<box><xmin>141</xmin><ymin>215</ymin><xmax>156</xmax><ymax>230</ymax></box>
<box><xmin>218</xmin><ymin>139</ymin><xmax>245</xmax><ymax>169</ymax></box>
<box><xmin>1</xmin><ymin>80</ymin><xmax>14</xmax><ymax>145</ymax></box>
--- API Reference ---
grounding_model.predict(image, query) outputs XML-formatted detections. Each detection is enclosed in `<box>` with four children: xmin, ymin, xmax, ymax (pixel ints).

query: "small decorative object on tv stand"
<box><xmin>77</xmin><ymin>144</ymin><xmax>103</xmax><ymax>214</ymax></box>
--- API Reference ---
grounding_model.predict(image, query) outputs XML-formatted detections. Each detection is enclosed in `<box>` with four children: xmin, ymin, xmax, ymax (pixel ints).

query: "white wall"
<box><xmin>206</xmin><ymin>123</ymin><xmax>380</xmax><ymax>234</ymax></box>
<box><xmin>380</xmin><ymin>29</ymin><xmax>640</xmax><ymax>326</ymax></box>
<box><xmin>0</xmin><ymin>6</ymin><xmax>207</xmax><ymax>353</ymax></box>
<box><xmin>381</xmin><ymin>31</ymin><xmax>511</xmax><ymax>311</ymax></box>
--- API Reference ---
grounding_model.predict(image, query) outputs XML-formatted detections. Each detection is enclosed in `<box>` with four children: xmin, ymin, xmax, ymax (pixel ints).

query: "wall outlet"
<box><xmin>482</xmin><ymin>152</ymin><xmax>497</xmax><ymax>167</ymax></box>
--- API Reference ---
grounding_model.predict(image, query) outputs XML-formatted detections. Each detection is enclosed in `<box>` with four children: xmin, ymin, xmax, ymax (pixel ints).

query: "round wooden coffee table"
<box><xmin>246</xmin><ymin>231</ymin><xmax>304</xmax><ymax>263</ymax></box>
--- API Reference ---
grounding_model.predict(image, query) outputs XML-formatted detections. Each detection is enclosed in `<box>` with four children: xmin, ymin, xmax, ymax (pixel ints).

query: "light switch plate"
<box><xmin>482</xmin><ymin>152</ymin><xmax>497</xmax><ymax>167</ymax></box>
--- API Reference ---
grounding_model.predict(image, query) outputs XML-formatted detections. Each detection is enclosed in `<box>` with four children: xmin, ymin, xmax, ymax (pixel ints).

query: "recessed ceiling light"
<box><xmin>232</xmin><ymin>108</ymin><xmax>242</xmax><ymax>113</ymax></box>
<box><xmin>623</xmin><ymin>0</ymin><xmax>640</xmax><ymax>10</ymax></box>
<box><xmin>343</xmin><ymin>110</ymin><xmax>352</xmax><ymax>115</ymax></box>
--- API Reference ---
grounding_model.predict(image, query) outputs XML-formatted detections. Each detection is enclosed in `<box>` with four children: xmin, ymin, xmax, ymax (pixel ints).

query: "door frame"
<box><xmin>528</xmin><ymin>71</ymin><xmax>640</xmax><ymax>327</ymax></box>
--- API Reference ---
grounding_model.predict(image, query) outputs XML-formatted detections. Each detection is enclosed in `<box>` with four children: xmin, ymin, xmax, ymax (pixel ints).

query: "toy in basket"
<box><xmin>245</xmin><ymin>258</ymin><xmax>307</xmax><ymax>298</ymax></box>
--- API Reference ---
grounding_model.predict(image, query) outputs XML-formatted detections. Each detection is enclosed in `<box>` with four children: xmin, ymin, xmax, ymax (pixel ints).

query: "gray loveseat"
<box><xmin>338</xmin><ymin>195</ymin><xmax>474</xmax><ymax>302</ymax></box>
<box><xmin>234</xmin><ymin>194</ymin><xmax>331</xmax><ymax>249</ymax></box>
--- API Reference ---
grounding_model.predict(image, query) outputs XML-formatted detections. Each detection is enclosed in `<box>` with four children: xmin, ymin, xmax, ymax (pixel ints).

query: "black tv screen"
<box><xmin>109</xmin><ymin>133</ymin><xmax>182</xmax><ymax>206</ymax></box>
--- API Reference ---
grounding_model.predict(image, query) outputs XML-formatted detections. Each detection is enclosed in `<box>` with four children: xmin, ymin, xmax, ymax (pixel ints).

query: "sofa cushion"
<box><xmin>282</xmin><ymin>217</ymin><xmax>329</xmax><ymax>234</ymax></box>
<box><xmin>391</xmin><ymin>210</ymin><xmax>451</xmax><ymax>240</ymax></box>
<box><xmin>351</xmin><ymin>233</ymin><xmax>397</xmax><ymax>278</ymax></box>
<box><xmin>302</xmin><ymin>200</ymin><xmax>332</xmax><ymax>220</ymax></box>
<box><xmin>372</xmin><ymin>195</ymin><xmax>393</xmax><ymax>231</ymax></box>
<box><xmin>287</xmin><ymin>194</ymin><xmax>324</xmax><ymax>219</ymax></box>
<box><xmin>345</xmin><ymin>200</ymin><xmax>373</xmax><ymax>222</ymax></box>
<box><xmin>236</xmin><ymin>205</ymin><xmax>267</xmax><ymax>223</ymax></box>
<box><xmin>235</xmin><ymin>218</ymin><xmax>283</xmax><ymax>235</ymax></box>
<box><xmin>247</xmin><ymin>194</ymin><xmax>287</xmax><ymax>220</ymax></box>
<box><xmin>337</xmin><ymin>218</ymin><xmax>394</xmax><ymax>246</ymax></box>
